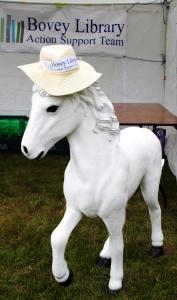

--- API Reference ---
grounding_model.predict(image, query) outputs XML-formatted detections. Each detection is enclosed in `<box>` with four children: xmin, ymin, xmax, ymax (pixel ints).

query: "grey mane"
<box><xmin>72</xmin><ymin>83</ymin><xmax>120</xmax><ymax>140</ymax></box>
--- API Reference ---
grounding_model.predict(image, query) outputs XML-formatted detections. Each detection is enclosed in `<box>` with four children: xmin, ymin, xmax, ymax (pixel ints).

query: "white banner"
<box><xmin>0</xmin><ymin>3</ymin><xmax>127</xmax><ymax>57</ymax></box>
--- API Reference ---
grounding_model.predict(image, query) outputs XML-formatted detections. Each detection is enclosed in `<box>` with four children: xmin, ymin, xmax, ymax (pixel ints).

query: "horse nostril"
<box><xmin>23</xmin><ymin>145</ymin><xmax>28</xmax><ymax>155</ymax></box>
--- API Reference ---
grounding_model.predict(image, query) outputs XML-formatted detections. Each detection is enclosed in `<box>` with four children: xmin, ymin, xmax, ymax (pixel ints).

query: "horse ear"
<box><xmin>32</xmin><ymin>84</ymin><xmax>50</xmax><ymax>97</ymax></box>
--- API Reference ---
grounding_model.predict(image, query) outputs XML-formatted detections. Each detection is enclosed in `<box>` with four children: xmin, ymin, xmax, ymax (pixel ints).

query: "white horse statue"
<box><xmin>21</xmin><ymin>83</ymin><xmax>164</xmax><ymax>294</ymax></box>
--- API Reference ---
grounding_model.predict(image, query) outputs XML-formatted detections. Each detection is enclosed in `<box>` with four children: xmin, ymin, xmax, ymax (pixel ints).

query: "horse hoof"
<box><xmin>55</xmin><ymin>270</ymin><xmax>73</xmax><ymax>287</ymax></box>
<box><xmin>61</xmin><ymin>270</ymin><xmax>73</xmax><ymax>287</ymax></box>
<box><xmin>108</xmin><ymin>288</ymin><xmax>119</xmax><ymax>295</ymax></box>
<box><xmin>97</xmin><ymin>257</ymin><xmax>111</xmax><ymax>268</ymax></box>
<box><xmin>148</xmin><ymin>246</ymin><xmax>164</xmax><ymax>257</ymax></box>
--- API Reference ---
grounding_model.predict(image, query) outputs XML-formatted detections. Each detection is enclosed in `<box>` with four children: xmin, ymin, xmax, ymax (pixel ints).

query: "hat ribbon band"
<box><xmin>40</xmin><ymin>56</ymin><xmax>79</xmax><ymax>73</ymax></box>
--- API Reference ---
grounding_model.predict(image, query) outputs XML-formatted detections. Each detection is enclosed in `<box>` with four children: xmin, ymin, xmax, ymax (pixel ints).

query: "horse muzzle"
<box><xmin>21</xmin><ymin>144</ymin><xmax>45</xmax><ymax>160</ymax></box>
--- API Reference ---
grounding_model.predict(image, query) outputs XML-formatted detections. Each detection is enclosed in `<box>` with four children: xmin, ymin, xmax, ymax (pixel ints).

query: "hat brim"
<box><xmin>18</xmin><ymin>60</ymin><xmax>102</xmax><ymax>96</ymax></box>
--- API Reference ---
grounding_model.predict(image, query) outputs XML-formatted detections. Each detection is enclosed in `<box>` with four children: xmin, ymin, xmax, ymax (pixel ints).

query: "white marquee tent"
<box><xmin>0</xmin><ymin>0</ymin><xmax>176</xmax><ymax>118</ymax></box>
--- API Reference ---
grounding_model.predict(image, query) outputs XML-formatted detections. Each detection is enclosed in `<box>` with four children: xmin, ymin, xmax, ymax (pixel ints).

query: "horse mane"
<box><xmin>33</xmin><ymin>82</ymin><xmax>120</xmax><ymax>140</ymax></box>
<box><xmin>75</xmin><ymin>83</ymin><xmax>120</xmax><ymax>139</ymax></box>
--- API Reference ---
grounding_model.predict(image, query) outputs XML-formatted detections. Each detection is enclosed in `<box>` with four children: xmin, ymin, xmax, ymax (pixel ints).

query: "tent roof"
<box><xmin>0</xmin><ymin>0</ymin><xmax>168</xmax><ymax>4</ymax></box>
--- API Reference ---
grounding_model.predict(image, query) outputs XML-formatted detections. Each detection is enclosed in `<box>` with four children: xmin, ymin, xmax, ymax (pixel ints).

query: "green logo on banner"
<box><xmin>0</xmin><ymin>15</ymin><xmax>24</xmax><ymax>43</ymax></box>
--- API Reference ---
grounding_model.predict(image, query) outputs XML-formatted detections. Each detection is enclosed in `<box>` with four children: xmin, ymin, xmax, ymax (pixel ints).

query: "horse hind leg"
<box><xmin>140</xmin><ymin>172</ymin><xmax>164</xmax><ymax>257</ymax></box>
<box><xmin>97</xmin><ymin>237</ymin><xmax>111</xmax><ymax>267</ymax></box>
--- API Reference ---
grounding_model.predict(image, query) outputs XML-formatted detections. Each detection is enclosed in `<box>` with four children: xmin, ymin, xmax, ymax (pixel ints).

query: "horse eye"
<box><xmin>46</xmin><ymin>105</ymin><xmax>59</xmax><ymax>113</ymax></box>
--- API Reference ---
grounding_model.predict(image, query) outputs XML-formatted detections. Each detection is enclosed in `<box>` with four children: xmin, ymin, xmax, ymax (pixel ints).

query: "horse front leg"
<box><xmin>51</xmin><ymin>207</ymin><xmax>82</xmax><ymax>286</ymax></box>
<box><xmin>101</xmin><ymin>208</ymin><xmax>126</xmax><ymax>294</ymax></box>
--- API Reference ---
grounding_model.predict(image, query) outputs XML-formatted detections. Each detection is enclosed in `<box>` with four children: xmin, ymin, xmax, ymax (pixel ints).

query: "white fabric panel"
<box><xmin>164</xmin><ymin>1</ymin><xmax>177</xmax><ymax>180</ymax></box>
<box><xmin>0</xmin><ymin>52</ymin><xmax>35</xmax><ymax>115</ymax></box>
<box><xmin>86</xmin><ymin>57</ymin><xmax>165</xmax><ymax>103</ymax></box>
<box><xmin>165</xmin><ymin>0</ymin><xmax>177</xmax><ymax>115</ymax></box>
<box><xmin>0</xmin><ymin>4</ymin><xmax>165</xmax><ymax>115</ymax></box>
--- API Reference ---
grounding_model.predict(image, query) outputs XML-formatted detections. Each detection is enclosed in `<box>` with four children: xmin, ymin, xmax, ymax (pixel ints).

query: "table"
<box><xmin>113</xmin><ymin>103</ymin><xmax>177</xmax><ymax>130</ymax></box>
<box><xmin>113</xmin><ymin>103</ymin><xmax>177</xmax><ymax>208</ymax></box>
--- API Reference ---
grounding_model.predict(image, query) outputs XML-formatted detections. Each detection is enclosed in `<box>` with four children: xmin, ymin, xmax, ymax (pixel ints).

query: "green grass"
<box><xmin>0</xmin><ymin>153</ymin><xmax>177</xmax><ymax>300</ymax></box>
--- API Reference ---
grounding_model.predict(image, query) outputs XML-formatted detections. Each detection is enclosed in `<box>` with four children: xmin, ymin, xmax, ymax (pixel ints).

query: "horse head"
<box><xmin>21</xmin><ymin>83</ymin><xmax>120</xmax><ymax>160</ymax></box>
<box><xmin>21</xmin><ymin>85</ymin><xmax>85</xmax><ymax>159</ymax></box>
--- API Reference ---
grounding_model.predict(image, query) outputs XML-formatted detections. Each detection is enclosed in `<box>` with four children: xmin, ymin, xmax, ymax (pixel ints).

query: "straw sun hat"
<box><xmin>18</xmin><ymin>45</ymin><xmax>102</xmax><ymax>96</ymax></box>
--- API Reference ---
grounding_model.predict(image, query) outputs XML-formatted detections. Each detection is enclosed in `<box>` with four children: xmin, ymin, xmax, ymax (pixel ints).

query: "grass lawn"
<box><xmin>0</xmin><ymin>152</ymin><xmax>177</xmax><ymax>300</ymax></box>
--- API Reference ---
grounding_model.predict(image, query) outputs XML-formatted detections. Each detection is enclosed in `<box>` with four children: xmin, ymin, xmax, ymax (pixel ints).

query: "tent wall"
<box><xmin>165</xmin><ymin>0</ymin><xmax>177</xmax><ymax>115</ymax></box>
<box><xmin>0</xmin><ymin>3</ymin><xmax>165</xmax><ymax>116</ymax></box>
<box><xmin>4</xmin><ymin>0</ymin><xmax>163</xmax><ymax>3</ymax></box>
